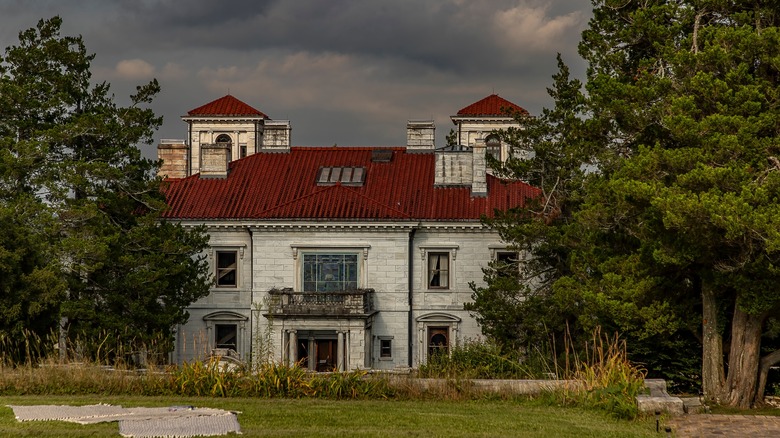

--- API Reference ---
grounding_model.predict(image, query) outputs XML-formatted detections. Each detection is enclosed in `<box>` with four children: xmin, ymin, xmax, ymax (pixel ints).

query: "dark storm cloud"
<box><xmin>94</xmin><ymin>0</ymin><xmax>586</xmax><ymax>74</ymax></box>
<box><xmin>0</xmin><ymin>1</ymin><xmax>592</xmax><ymax>154</ymax></box>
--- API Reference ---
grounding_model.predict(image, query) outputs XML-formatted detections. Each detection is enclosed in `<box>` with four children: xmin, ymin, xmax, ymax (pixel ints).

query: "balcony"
<box><xmin>266</xmin><ymin>288</ymin><xmax>375</xmax><ymax>317</ymax></box>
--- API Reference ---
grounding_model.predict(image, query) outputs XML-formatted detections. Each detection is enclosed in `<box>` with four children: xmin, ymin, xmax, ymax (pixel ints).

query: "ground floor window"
<box><xmin>427</xmin><ymin>327</ymin><xmax>449</xmax><ymax>358</ymax></box>
<box><xmin>215</xmin><ymin>324</ymin><xmax>237</xmax><ymax>350</ymax></box>
<box><xmin>380</xmin><ymin>339</ymin><xmax>392</xmax><ymax>358</ymax></box>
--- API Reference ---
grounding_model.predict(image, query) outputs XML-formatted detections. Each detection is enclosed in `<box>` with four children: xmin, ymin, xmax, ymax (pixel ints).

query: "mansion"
<box><xmin>158</xmin><ymin>94</ymin><xmax>537</xmax><ymax>370</ymax></box>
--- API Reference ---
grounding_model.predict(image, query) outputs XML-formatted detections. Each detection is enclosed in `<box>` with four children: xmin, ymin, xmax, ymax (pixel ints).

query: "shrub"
<box><xmin>417</xmin><ymin>340</ymin><xmax>533</xmax><ymax>379</ymax></box>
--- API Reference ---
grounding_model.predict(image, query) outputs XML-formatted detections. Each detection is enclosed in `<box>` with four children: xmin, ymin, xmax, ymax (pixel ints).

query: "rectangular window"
<box><xmin>216</xmin><ymin>251</ymin><xmax>237</xmax><ymax>287</ymax></box>
<box><xmin>495</xmin><ymin>251</ymin><xmax>518</xmax><ymax>278</ymax></box>
<box><xmin>240</xmin><ymin>144</ymin><xmax>247</xmax><ymax>158</ymax></box>
<box><xmin>302</xmin><ymin>253</ymin><xmax>358</xmax><ymax>292</ymax></box>
<box><xmin>380</xmin><ymin>339</ymin><xmax>392</xmax><ymax>358</ymax></box>
<box><xmin>215</xmin><ymin>324</ymin><xmax>237</xmax><ymax>350</ymax></box>
<box><xmin>428</xmin><ymin>252</ymin><xmax>449</xmax><ymax>289</ymax></box>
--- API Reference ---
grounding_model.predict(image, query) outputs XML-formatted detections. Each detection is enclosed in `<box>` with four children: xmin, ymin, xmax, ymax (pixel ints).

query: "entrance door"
<box><xmin>427</xmin><ymin>327</ymin><xmax>449</xmax><ymax>358</ymax></box>
<box><xmin>316</xmin><ymin>340</ymin><xmax>337</xmax><ymax>372</ymax></box>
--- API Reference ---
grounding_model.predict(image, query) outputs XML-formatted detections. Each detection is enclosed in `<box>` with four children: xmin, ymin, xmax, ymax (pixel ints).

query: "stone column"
<box><xmin>288</xmin><ymin>330</ymin><xmax>297</xmax><ymax>366</ymax></box>
<box><xmin>308</xmin><ymin>337</ymin><xmax>316</xmax><ymax>371</ymax></box>
<box><xmin>337</xmin><ymin>331</ymin><xmax>345</xmax><ymax>371</ymax></box>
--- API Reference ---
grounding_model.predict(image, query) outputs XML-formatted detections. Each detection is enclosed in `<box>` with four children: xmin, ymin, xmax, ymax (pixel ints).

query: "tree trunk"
<box><xmin>756</xmin><ymin>349</ymin><xmax>780</xmax><ymax>403</ymax></box>
<box><xmin>724</xmin><ymin>305</ymin><xmax>766</xmax><ymax>408</ymax></box>
<box><xmin>701</xmin><ymin>283</ymin><xmax>725</xmax><ymax>402</ymax></box>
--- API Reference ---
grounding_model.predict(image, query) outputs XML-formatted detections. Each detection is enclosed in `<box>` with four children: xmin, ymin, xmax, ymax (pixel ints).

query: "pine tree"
<box><xmin>472</xmin><ymin>1</ymin><xmax>780</xmax><ymax>406</ymax></box>
<box><xmin>0</xmin><ymin>17</ymin><xmax>211</xmax><ymax>362</ymax></box>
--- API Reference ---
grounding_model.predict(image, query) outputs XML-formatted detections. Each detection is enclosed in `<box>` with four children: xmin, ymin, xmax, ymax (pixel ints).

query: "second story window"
<box><xmin>216</xmin><ymin>251</ymin><xmax>237</xmax><ymax>287</ymax></box>
<box><xmin>428</xmin><ymin>252</ymin><xmax>450</xmax><ymax>289</ymax></box>
<box><xmin>302</xmin><ymin>253</ymin><xmax>358</xmax><ymax>292</ymax></box>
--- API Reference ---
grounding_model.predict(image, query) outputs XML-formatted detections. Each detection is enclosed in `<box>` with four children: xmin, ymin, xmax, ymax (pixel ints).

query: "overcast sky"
<box><xmin>0</xmin><ymin>1</ymin><xmax>593</xmax><ymax>158</ymax></box>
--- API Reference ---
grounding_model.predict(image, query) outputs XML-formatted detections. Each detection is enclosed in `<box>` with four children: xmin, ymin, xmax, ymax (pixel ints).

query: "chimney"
<box><xmin>262</xmin><ymin>120</ymin><xmax>292</xmax><ymax>153</ymax></box>
<box><xmin>471</xmin><ymin>139</ymin><xmax>488</xmax><ymax>196</ymax></box>
<box><xmin>406</xmin><ymin>120</ymin><xmax>435</xmax><ymax>152</ymax></box>
<box><xmin>200</xmin><ymin>143</ymin><xmax>231</xmax><ymax>178</ymax></box>
<box><xmin>157</xmin><ymin>139</ymin><xmax>189</xmax><ymax>179</ymax></box>
<box><xmin>434</xmin><ymin>148</ymin><xmax>473</xmax><ymax>186</ymax></box>
<box><xmin>432</xmin><ymin>141</ymin><xmax>487</xmax><ymax>197</ymax></box>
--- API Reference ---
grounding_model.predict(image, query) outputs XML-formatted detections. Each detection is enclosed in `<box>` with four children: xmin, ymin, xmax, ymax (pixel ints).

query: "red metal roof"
<box><xmin>187</xmin><ymin>95</ymin><xmax>268</xmax><ymax>118</ymax></box>
<box><xmin>162</xmin><ymin>147</ymin><xmax>541</xmax><ymax>221</ymax></box>
<box><xmin>456</xmin><ymin>94</ymin><xmax>529</xmax><ymax>117</ymax></box>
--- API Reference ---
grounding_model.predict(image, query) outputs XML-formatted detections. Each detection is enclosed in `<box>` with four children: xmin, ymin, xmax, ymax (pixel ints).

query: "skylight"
<box><xmin>316</xmin><ymin>167</ymin><xmax>366</xmax><ymax>186</ymax></box>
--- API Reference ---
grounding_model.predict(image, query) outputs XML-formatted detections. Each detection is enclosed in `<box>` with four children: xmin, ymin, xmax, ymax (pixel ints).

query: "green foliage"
<box><xmin>0</xmin><ymin>396</ymin><xmax>662</xmax><ymax>438</ymax></box>
<box><xmin>469</xmin><ymin>1</ymin><xmax>780</xmax><ymax>406</ymax></box>
<box><xmin>418</xmin><ymin>340</ymin><xmax>534</xmax><ymax>379</ymax></box>
<box><xmin>171</xmin><ymin>360</ymin><xmax>393</xmax><ymax>399</ymax></box>
<box><xmin>0</xmin><ymin>16</ymin><xmax>211</xmax><ymax>363</ymax></box>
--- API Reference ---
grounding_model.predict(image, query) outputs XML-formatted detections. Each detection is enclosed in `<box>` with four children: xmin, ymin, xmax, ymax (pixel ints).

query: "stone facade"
<box><xmin>172</xmin><ymin>222</ymin><xmax>507</xmax><ymax>371</ymax></box>
<box><xmin>161</xmin><ymin>94</ymin><xmax>531</xmax><ymax>370</ymax></box>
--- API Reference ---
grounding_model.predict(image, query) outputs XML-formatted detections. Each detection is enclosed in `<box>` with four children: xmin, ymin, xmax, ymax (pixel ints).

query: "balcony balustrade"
<box><xmin>267</xmin><ymin>288</ymin><xmax>374</xmax><ymax>316</ymax></box>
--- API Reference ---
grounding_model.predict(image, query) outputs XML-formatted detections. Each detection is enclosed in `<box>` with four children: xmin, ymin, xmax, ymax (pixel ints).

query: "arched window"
<box><xmin>485</xmin><ymin>134</ymin><xmax>501</xmax><ymax>161</ymax></box>
<box><xmin>215</xmin><ymin>134</ymin><xmax>232</xmax><ymax>145</ymax></box>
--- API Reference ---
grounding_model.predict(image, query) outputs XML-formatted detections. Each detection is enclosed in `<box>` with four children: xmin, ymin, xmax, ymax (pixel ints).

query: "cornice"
<box><xmin>174</xmin><ymin>220</ymin><xmax>491</xmax><ymax>233</ymax></box>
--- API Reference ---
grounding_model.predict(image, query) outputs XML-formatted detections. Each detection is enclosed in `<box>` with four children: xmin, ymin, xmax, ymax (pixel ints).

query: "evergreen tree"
<box><xmin>471</xmin><ymin>1</ymin><xmax>780</xmax><ymax>406</ymax></box>
<box><xmin>0</xmin><ymin>17</ymin><xmax>211</xmax><ymax>362</ymax></box>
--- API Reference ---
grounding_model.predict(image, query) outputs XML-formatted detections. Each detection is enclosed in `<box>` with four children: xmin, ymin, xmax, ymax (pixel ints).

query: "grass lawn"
<box><xmin>0</xmin><ymin>395</ymin><xmax>658</xmax><ymax>437</ymax></box>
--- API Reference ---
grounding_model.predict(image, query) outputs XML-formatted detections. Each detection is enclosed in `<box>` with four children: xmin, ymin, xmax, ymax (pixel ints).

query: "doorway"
<box><xmin>316</xmin><ymin>339</ymin><xmax>337</xmax><ymax>372</ymax></box>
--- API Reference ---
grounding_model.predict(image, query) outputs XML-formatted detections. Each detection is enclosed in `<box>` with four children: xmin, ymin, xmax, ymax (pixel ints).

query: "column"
<box><xmin>288</xmin><ymin>330</ymin><xmax>297</xmax><ymax>366</ymax></box>
<box><xmin>308</xmin><ymin>337</ymin><xmax>316</xmax><ymax>371</ymax></box>
<box><xmin>337</xmin><ymin>331</ymin><xmax>345</xmax><ymax>372</ymax></box>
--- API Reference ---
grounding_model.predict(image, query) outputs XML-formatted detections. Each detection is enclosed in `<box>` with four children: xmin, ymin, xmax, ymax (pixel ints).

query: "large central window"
<box><xmin>302</xmin><ymin>253</ymin><xmax>358</xmax><ymax>292</ymax></box>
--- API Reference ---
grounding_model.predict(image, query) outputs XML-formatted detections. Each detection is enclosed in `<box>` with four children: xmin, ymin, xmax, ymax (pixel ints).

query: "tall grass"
<box><xmin>0</xmin><ymin>326</ymin><xmax>647</xmax><ymax>418</ymax></box>
<box><xmin>550</xmin><ymin>327</ymin><xmax>647</xmax><ymax>419</ymax></box>
<box><xmin>418</xmin><ymin>339</ymin><xmax>534</xmax><ymax>379</ymax></box>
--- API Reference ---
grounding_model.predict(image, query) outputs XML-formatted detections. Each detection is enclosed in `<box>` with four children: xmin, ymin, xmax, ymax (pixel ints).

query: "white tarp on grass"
<box><xmin>8</xmin><ymin>404</ymin><xmax>241</xmax><ymax>437</ymax></box>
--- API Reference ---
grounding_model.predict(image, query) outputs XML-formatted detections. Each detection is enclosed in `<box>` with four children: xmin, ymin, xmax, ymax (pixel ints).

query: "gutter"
<box><xmin>248</xmin><ymin>227</ymin><xmax>254</xmax><ymax>362</ymax></box>
<box><xmin>187</xmin><ymin>120</ymin><xmax>192</xmax><ymax>176</ymax></box>
<box><xmin>408</xmin><ymin>224</ymin><xmax>418</xmax><ymax>368</ymax></box>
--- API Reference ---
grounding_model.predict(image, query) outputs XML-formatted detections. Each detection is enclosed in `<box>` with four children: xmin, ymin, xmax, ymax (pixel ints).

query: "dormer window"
<box><xmin>316</xmin><ymin>167</ymin><xmax>366</xmax><ymax>186</ymax></box>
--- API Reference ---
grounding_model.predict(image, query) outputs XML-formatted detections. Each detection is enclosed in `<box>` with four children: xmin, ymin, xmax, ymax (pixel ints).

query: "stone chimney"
<box><xmin>406</xmin><ymin>120</ymin><xmax>435</xmax><ymax>152</ymax></box>
<box><xmin>434</xmin><ymin>147</ymin><xmax>473</xmax><ymax>186</ymax></box>
<box><xmin>471</xmin><ymin>138</ymin><xmax>488</xmax><ymax>196</ymax></box>
<box><xmin>157</xmin><ymin>140</ymin><xmax>189</xmax><ymax>179</ymax></box>
<box><xmin>200</xmin><ymin>143</ymin><xmax>231</xmax><ymax>179</ymax></box>
<box><xmin>433</xmin><ymin>141</ymin><xmax>488</xmax><ymax>197</ymax></box>
<box><xmin>263</xmin><ymin>120</ymin><xmax>292</xmax><ymax>153</ymax></box>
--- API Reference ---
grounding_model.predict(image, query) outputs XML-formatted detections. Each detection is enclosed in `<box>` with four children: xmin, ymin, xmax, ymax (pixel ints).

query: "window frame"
<box><xmin>215</xmin><ymin>250</ymin><xmax>238</xmax><ymax>288</ymax></box>
<box><xmin>378</xmin><ymin>336</ymin><xmax>394</xmax><ymax>361</ymax></box>
<box><xmin>427</xmin><ymin>252</ymin><xmax>450</xmax><ymax>289</ymax></box>
<box><xmin>494</xmin><ymin>250</ymin><xmax>519</xmax><ymax>278</ymax></box>
<box><xmin>301</xmin><ymin>252</ymin><xmax>360</xmax><ymax>293</ymax></box>
<box><xmin>485</xmin><ymin>134</ymin><xmax>501</xmax><ymax>161</ymax></box>
<box><xmin>427</xmin><ymin>326</ymin><xmax>450</xmax><ymax>358</ymax></box>
<box><xmin>291</xmin><ymin>244</ymin><xmax>370</xmax><ymax>292</ymax></box>
<box><xmin>214</xmin><ymin>323</ymin><xmax>238</xmax><ymax>351</ymax></box>
<box><xmin>419</xmin><ymin>245</ymin><xmax>458</xmax><ymax>292</ymax></box>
